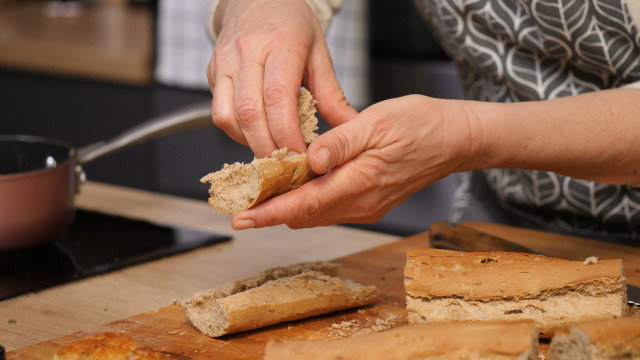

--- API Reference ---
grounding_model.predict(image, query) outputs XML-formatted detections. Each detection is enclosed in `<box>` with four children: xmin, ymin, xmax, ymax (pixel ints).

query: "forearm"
<box><xmin>471</xmin><ymin>88</ymin><xmax>640</xmax><ymax>184</ymax></box>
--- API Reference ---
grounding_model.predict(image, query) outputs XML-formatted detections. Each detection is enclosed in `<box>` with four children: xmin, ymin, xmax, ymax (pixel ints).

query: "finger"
<box><xmin>306</xmin><ymin>43</ymin><xmax>358</xmax><ymax>127</ymax></box>
<box><xmin>231</xmin><ymin>172</ymin><xmax>349</xmax><ymax>229</ymax></box>
<box><xmin>212</xmin><ymin>75</ymin><xmax>247</xmax><ymax>145</ymax></box>
<box><xmin>307</xmin><ymin>114</ymin><xmax>373</xmax><ymax>174</ymax></box>
<box><xmin>206</xmin><ymin>57</ymin><xmax>216</xmax><ymax>95</ymax></box>
<box><xmin>235</xmin><ymin>61</ymin><xmax>278</xmax><ymax>157</ymax></box>
<box><xmin>263</xmin><ymin>52</ymin><xmax>307</xmax><ymax>153</ymax></box>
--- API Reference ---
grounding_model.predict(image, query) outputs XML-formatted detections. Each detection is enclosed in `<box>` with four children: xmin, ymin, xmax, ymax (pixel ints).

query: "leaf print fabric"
<box><xmin>414</xmin><ymin>0</ymin><xmax>640</xmax><ymax>240</ymax></box>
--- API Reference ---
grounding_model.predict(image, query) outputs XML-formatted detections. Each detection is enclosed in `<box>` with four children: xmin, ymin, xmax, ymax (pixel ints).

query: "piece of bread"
<box><xmin>404</xmin><ymin>248</ymin><xmax>627</xmax><ymax>335</ymax></box>
<box><xmin>264</xmin><ymin>319</ymin><xmax>539</xmax><ymax>360</ymax></box>
<box><xmin>201</xmin><ymin>88</ymin><xmax>319</xmax><ymax>214</ymax></box>
<box><xmin>182</xmin><ymin>261</ymin><xmax>377</xmax><ymax>337</ymax></box>
<box><xmin>548</xmin><ymin>317</ymin><xmax>640</xmax><ymax>359</ymax></box>
<box><xmin>53</xmin><ymin>332</ymin><xmax>183</xmax><ymax>360</ymax></box>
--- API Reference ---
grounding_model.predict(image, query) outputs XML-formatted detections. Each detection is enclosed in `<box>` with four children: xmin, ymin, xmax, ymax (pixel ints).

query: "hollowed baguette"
<box><xmin>182</xmin><ymin>261</ymin><xmax>377</xmax><ymax>337</ymax></box>
<box><xmin>549</xmin><ymin>317</ymin><xmax>640</xmax><ymax>359</ymax></box>
<box><xmin>404</xmin><ymin>248</ymin><xmax>627</xmax><ymax>336</ymax></box>
<box><xmin>201</xmin><ymin>88</ymin><xmax>319</xmax><ymax>214</ymax></box>
<box><xmin>264</xmin><ymin>319</ymin><xmax>539</xmax><ymax>360</ymax></box>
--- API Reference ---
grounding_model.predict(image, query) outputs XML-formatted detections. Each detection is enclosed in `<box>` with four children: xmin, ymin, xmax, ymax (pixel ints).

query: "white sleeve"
<box><xmin>204</xmin><ymin>0</ymin><xmax>343</xmax><ymax>43</ymax></box>
<box><xmin>623</xmin><ymin>81</ymin><xmax>640</xmax><ymax>89</ymax></box>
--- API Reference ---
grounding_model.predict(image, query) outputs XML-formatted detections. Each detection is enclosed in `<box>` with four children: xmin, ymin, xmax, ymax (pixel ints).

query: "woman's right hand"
<box><xmin>209</xmin><ymin>0</ymin><xmax>357</xmax><ymax>158</ymax></box>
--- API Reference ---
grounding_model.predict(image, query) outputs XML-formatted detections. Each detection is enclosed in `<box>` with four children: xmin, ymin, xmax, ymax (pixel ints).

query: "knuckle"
<box><xmin>235</xmin><ymin>35</ymin><xmax>255</xmax><ymax>57</ymax></box>
<box><xmin>213</xmin><ymin>46</ymin><xmax>229</xmax><ymax>64</ymax></box>
<box><xmin>299</xmin><ymin>193</ymin><xmax>321</xmax><ymax>220</ymax></box>
<box><xmin>212</xmin><ymin>111</ymin><xmax>233</xmax><ymax>128</ymax></box>
<box><xmin>331</xmin><ymin>130</ymin><xmax>352</xmax><ymax>161</ymax></box>
<box><xmin>287</xmin><ymin>222</ymin><xmax>304</xmax><ymax>230</ymax></box>
<box><xmin>235</xmin><ymin>99</ymin><xmax>262</xmax><ymax>125</ymax></box>
<box><xmin>206</xmin><ymin>71</ymin><xmax>214</xmax><ymax>88</ymax></box>
<box><xmin>263</xmin><ymin>84</ymin><xmax>290</xmax><ymax>108</ymax></box>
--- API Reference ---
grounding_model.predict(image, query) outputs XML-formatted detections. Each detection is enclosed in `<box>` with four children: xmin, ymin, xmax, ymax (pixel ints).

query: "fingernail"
<box><xmin>286</xmin><ymin>150</ymin><xmax>299</xmax><ymax>156</ymax></box>
<box><xmin>234</xmin><ymin>219</ymin><xmax>255</xmax><ymax>230</ymax></box>
<box><xmin>316</xmin><ymin>147</ymin><xmax>331</xmax><ymax>172</ymax></box>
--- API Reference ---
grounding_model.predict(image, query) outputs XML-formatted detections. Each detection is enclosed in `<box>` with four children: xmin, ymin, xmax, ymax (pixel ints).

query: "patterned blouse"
<box><xmin>413</xmin><ymin>0</ymin><xmax>640</xmax><ymax>241</ymax></box>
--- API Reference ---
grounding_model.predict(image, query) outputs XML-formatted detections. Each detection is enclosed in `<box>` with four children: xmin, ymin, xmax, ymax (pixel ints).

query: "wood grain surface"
<box><xmin>8</xmin><ymin>225</ymin><xmax>640</xmax><ymax>359</ymax></box>
<box><xmin>0</xmin><ymin>182</ymin><xmax>398</xmax><ymax>351</ymax></box>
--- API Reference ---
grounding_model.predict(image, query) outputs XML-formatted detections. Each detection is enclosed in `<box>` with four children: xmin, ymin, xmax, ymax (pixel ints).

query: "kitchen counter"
<box><xmin>0</xmin><ymin>181</ymin><xmax>399</xmax><ymax>350</ymax></box>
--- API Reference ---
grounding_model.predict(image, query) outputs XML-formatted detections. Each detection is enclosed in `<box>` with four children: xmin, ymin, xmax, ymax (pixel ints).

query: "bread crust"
<box><xmin>182</xmin><ymin>261</ymin><xmax>377</xmax><ymax>337</ymax></box>
<box><xmin>53</xmin><ymin>333</ymin><xmax>187</xmax><ymax>360</ymax></box>
<box><xmin>264</xmin><ymin>320</ymin><xmax>539</xmax><ymax>360</ymax></box>
<box><xmin>201</xmin><ymin>88</ymin><xmax>320</xmax><ymax>214</ymax></box>
<box><xmin>405</xmin><ymin>248</ymin><xmax>625</xmax><ymax>300</ymax></box>
<box><xmin>201</xmin><ymin>151</ymin><xmax>316</xmax><ymax>214</ymax></box>
<box><xmin>549</xmin><ymin>317</ymin><xmax>640</xmax><ymax>359</ymax></box>
<box><xmin>251</xmin><ymin>152</ymin><xmax>316</xmax><ymax>207</ymax></box>
<box><xmin>404</xmin><ymin>248</ymin><xmax>627</xmax><ymax>336</ymax></box>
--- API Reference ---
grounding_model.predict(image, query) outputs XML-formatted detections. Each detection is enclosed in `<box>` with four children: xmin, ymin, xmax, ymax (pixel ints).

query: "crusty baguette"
<box><xmin>404</xmin><ymin>248</ymin><xmax>627</xmax><ymax>336</ymax></box>
<box><xmin>53</xmin><ymin>332</ymin><xmax>180</xmax><ymax>360</ymax></box>
<box><xmin>182</xmin><ymin>261</ymin><xmax>377</xmax><ymax>337</ymax></box>
<box><xmin>548</xmin><ymin>317</ymin><xmax>640</xmax><ymax>359</ymax></box>
<box><xmin>264</xmin><ymin>319</ymin><xmax>539</xmax><ymax>360</ymax></box>
<box><xmin>201</xmin><ymin>88</ymin><xmax>319</xmax><ymax>214</ymax></box>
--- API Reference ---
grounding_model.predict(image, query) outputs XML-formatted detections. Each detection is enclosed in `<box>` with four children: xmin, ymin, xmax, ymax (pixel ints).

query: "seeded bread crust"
<box><xmin>182</xmin><ymin>261</ymin><xmax>377</xmax><ymax>337</ymax></box>
<box><xmin>264</xmin><ymin>320</ymin><xmax>539</xmax><ymax>360</ymax></box>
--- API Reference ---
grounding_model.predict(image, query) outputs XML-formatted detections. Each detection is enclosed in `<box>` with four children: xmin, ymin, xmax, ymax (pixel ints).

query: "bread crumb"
<box><xmin>357</xmin><ymin>309</ymin><xmax>365</xmax><ymax>314</ymax></box>
<box><xmin>331</xmin><ymin>320</ymin><xmax>357</xmax><ymax>329</ymax></box>
<box><xmin>370</xmin><ymin>314</ymin><xmax>400</xmax><ymax>332</ymax></box>
<box><xmin>583</xmin><ymin>256</ymin><xmax>598</xmax><ymax>265</ymax></box>
<box><xmin>171</xmin><ymin>299</ymin><xmax>180</xmax><ymax>306</ymax></box>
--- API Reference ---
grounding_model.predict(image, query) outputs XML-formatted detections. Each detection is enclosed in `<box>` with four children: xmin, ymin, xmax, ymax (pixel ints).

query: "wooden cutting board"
<box><xmin>8</xmin><ymin>223</ymin><xmax>640</xmax><ymax>360</ymax></box>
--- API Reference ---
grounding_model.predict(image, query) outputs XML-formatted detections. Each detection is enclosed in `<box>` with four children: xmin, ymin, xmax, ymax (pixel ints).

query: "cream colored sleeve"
<box><xmin>205</xmin><ymin>0</ymin><xmax>342</xmax><ymax>43</ymax></box>
<box><xmin>623</xmin><ymin>81</ymin><xmax>640</xmax><ymax>89</ymax></box>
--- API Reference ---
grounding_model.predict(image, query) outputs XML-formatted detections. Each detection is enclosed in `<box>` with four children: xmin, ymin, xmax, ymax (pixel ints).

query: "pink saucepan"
<box><xmin>0</xmin><ymin>102</ymin><xmax>211</xmax><ymax>251</ymax></box>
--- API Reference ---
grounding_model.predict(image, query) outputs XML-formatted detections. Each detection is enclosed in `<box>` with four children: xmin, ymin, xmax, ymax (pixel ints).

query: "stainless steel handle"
<box><xmin>77</xmin><ymin>101</ymin><xmax>212</xmax><ymax>164</ymax></box>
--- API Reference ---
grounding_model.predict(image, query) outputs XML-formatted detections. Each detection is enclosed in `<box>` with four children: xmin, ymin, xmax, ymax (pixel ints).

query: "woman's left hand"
<box><xmin>230</xmin><ymin>94</ymin><xmax>483</xmax><ymax>230</ymax></box>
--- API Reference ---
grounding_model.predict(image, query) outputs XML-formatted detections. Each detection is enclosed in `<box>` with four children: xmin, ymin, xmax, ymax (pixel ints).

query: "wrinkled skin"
<box><xmin>231</xmin><ymin>95</ymin><xmax>479</xmax><ymax>230</ymax></box>
<box><xmin>209</xmin><ymin>0</ymin><xmax>356</xmax><ymax>158</ymax></box>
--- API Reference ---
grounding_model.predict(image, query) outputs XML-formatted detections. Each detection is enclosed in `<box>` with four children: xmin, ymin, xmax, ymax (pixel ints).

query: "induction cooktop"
<box><xmin>0</xmin><ymin>210</ymin><xmax>231</xmax><ymax>300</ymax></box>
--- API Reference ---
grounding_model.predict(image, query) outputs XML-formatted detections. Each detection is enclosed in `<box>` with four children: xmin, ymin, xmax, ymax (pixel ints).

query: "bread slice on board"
<box><xmin>264</xmin><ymin>319</ymin><xmax>539</xmax><ymax>360</ymax></box>
<box><xmin>201</xmin><ymin>88</ymin><xmax>319</xmax><ymax>214</ymax></box>
<box><xmin>53</xmin><ymin>332</ymin><xmax>176</xmax><ymax>360</ymax></box>
<box><xmin>182</xmin><ymin>261</ymin><xmax>377</xmax><ymax>337</ymax></box>
<box><xmin>404</xmin><ymin>248</ymin><xmax>627</xmax><ymax>336</ymax></box>
<box><xmin>548</xmin><ymin>317</ymin><xmax>640</xmax><ymax>359</ymax></box>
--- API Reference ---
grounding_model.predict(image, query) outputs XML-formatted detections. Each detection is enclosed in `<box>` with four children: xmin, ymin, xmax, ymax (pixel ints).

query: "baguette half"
<box><xmin>201</xmin><ymin>88</ymin><xmax>319</xmax><ymax>214</ymax></box>
<box><xmin>182</xmin><ymin>261</ymin><xmax>377</xmax><ymax>337</ymax></box>
<box><xmin>404</xmin><ymin>248</ymin><xmax>627</xmax><ymax>335</ymax></box>
<box><xmin>548</xmin><ymin>317</ymin><xmax>640</xmax><ymax>360</ymax></box>
<box><xmin>264</xmin><ymin>319</ymin><xmax>539</xmax><ymax>360</ymax></box>
<box><xmin>53</xmin><ymin>332</ymin><xmax>182</xmax><ymax>360</ymax></box>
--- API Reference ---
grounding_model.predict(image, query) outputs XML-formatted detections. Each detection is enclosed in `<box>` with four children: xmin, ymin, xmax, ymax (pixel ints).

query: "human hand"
<box><xmin>230</xmin><ymin>95</ymin><xmax>483</xmax><ymax>229</ymax></box>
<box><xmin>209</xmin><ymin>0</ymin><xmax>357</xmax><ymax>157</ymax></box>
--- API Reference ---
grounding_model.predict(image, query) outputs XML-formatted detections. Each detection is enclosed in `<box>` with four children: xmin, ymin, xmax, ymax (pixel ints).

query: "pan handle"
<box><xmin>76</xmin><ymin>101</ymin><xmax>212</xmax><ymax>164</ymax></box>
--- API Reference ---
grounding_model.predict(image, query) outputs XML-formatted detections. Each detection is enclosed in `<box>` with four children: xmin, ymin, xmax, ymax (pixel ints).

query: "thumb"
<box><xmin>308</xmin><ymin>114</ymin><xmax>372</xmax><ymax>174</ymax></box>
<box><xmin>306</xmin><ymin>44</ymin><xmax>358</xmax><ymax>127</ymax></box>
